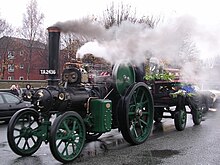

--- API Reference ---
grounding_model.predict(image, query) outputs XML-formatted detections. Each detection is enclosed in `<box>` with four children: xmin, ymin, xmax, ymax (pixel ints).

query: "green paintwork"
<box><xmin>119</xmin><ymin>82</ymin><xmax>154</xmax><ymax>145</ymax></box>
<box><xmin>127</xmin><ymin>84</ymin><xmax>154</xmax><ymax>143</ymax></box>
<box><xmin>90</xmin><ymin>99</ymin><xmax>112</xmax><ymax>132</ymax></box>
<box><xmin>7</xmin><ymin>108</ymin><xmax>48</xmax><ymax>156</ymax></box>
<box><xmin>49</xmin><ymin>112</ymin><xmax>85</xmax><ymax>163</ymax></box>
<box><xmin>112</xmin><ymin>62</ymin><xmax>135</xmax><ymax>95</ymax></box>
<box><xmin>174</xmin><ymin>109</ymin><xmax>187</xmax><ymax>131</ymax></box>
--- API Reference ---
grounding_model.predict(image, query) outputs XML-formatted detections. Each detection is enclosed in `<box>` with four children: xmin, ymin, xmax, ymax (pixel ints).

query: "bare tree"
<box><xmin>102</xmin><ymin>2</ymin><xmax>134</xmax><ymax>29</ymax></box>
<box><xmin>102</xmin><ymin>2</ymin><xmax>160</xmax><ymax>29</ymax></box>
<box><xmin>0</xmin><ymin>17</ymin><xmax>13</xmax><ymax>37</ymax></box>
<box><xmin>60</xmin><ymin>23</ymin><xmax>93</xmax><ymax>64</ymax></box>
<box><xmin>178</xmin><ymin>36</ymin><xmax>199</xmax><ymax>63</ymax></box>
<box><xmin>20</xmin><ymin>0</ymin><xmax>45</xmax><ymax>79</ymax></box>
<box><xmin>59</xmin><ymin>2</ymin><xmax>161</xmax><ymax>66</ymax></box>
<box><xmin>61</xmin><ymin>33</ymin><xmax>86</xmax><ymax>58</ymax></box>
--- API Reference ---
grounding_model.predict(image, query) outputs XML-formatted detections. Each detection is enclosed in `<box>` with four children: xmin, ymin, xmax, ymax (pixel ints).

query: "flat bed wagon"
<box><xmin>148</xmin><ymin>80</ymin><xmax>203</xmax><ymax>131</ymax></box>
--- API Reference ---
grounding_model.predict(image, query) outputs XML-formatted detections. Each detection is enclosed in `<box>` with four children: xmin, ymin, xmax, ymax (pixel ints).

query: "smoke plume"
<box><xmin>54</xmin><ymin>15</ymin><xmax>220</xmax><ymax>89</ymax></box>
<box><xmin>54</xmin><ymin>18</ymin><xmax>108</xmax><ymax>39</ymax></box>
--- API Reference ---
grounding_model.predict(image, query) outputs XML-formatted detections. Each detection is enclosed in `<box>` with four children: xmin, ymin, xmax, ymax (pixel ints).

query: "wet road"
<box><xmin>1</xmin><ymin>107</ymin><xmax>220</xmax><ymax>165</ymax></box>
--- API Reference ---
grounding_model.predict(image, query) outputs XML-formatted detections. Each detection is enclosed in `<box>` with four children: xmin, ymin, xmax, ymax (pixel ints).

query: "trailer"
<box><xmin>149</xmin><ymin>80</ymin><xmax>203</xmax><ymax>131</ymax></box>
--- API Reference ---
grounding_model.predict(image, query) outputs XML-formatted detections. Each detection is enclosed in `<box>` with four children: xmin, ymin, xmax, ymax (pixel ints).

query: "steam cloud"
<box><xmin>54</xmin><ymin>15</ymin><xmax>220</xmax><ymax>89</ymax></box>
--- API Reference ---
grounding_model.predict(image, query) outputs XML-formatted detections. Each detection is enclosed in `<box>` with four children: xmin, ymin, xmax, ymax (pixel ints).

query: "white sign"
<box><xmin>39</xmin><ymin>69</ymin><xmax>56</xmax><ymax>75</ymax></box>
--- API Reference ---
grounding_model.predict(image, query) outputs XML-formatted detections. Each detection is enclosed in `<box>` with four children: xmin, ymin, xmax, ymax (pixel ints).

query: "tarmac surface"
<box><xmin>0</xmin><ymin>107</ymin><xmax>219</xmax><ymax>165</ymax></box>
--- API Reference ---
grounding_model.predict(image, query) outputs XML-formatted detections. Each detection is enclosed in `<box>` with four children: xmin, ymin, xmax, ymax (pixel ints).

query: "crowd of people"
<box><xmin>9</xmin><ymin>84</ymin><xmax>34</xmax><ymax>101</ymax></box>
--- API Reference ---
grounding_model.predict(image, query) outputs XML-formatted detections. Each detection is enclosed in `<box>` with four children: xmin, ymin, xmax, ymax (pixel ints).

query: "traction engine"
<box><xmin>7</xmin><ymin>27</ymin><xmax>154</xmax><ymax>163</ymax></box>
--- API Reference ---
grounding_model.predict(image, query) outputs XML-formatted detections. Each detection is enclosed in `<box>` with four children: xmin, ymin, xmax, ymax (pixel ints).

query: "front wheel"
<box><xmin>7</xmin><ymin>108</ymin><xmax>42</xmax><ymax>156</ymax></box>
<box><xmin>49</xmin><ymin>111</ymin><xmax>86</xmax><ymax>163</ymax></box>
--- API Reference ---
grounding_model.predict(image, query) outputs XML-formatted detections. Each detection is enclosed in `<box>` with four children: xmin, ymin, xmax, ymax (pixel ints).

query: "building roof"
<box><xmin>0</xmin><ymin>36</ymin><xmax>46</xmax><ymax>49</ymax></box>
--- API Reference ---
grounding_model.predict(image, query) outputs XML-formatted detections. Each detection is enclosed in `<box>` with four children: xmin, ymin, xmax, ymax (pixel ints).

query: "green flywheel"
<box><xmin>112</xmin><ymin>62</ymin><xmax>135</xmax><ymax>95</ymax></box>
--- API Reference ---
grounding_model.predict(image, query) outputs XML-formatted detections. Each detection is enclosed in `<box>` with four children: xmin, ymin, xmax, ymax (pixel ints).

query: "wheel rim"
<box><xmin>7</xmin><ymin>108</ymin><xmax>42</xmax><ymax>156</ymax></box>
<box><xmin>50</xmin><ymin>112</ymin><xmax>85</xmax><ymax>163</ymax></box>
<box><xmin>119</xmin><ymin>82</ymin><xmax>154</xmax><ymax>144</ymax></box>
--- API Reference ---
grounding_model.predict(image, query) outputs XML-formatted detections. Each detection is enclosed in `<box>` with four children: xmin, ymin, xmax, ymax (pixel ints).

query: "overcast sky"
<box><xmin>0</xmin><ymin>0</ymin><xmax>219</xmax><ymax>28</ymax></box>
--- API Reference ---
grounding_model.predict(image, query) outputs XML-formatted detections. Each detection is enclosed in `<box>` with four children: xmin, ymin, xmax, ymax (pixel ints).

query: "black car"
<box><xmin>0</xmin><ymin>92</ymin><xmax>32</xmax><ymax>123</ymax></box>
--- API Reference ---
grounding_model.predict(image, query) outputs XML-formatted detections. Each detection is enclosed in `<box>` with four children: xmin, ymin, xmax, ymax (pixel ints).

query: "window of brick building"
<box><xmin>20</xmin><ymin>51</ymin><xmax>24</xmax><ymax>56</ymax></box>
<box><xmin>8</xmin><ymin>51</ymin><xmax>15</xmax><ymax>59</ymax></box>
<box><xmin>20</xmin><ymin>64</ymin><xmax>24</xmax><ymax>69</ymax></box>
<box><xmin>8</xmin><ymin>76</ymin><xmax>14</xmax><ymax>80</ymax></box>
<box><xmin>8</xmin><ymin>64</ymin><xmax>14</xmax><ymax>72</ymax></box>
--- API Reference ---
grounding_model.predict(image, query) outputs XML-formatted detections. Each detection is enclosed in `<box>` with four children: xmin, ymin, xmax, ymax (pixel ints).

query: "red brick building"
<box><xmin>0</xmin><ymin>36</ymin><xmax>49</xmax><ymax>80</ymax></box>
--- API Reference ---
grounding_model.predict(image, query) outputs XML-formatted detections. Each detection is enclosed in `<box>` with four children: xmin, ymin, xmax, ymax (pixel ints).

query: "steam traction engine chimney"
<box><xmin>47</xmin><ymin>26</ymin><xmax>61</xmax><ymax>86</ymax></box>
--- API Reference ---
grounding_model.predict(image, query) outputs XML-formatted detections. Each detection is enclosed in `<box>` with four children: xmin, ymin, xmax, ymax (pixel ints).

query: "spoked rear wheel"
<box><xmin>49</xmin><ymin>111</ymin><xmax>86</xmax><ymax>163</ymax></box>
<box><xmin>118</xmin><ymin>82</ymin><xmax>154</xmax><ymax>145</ymax></box>
<box><xmin>7</xmin><ymin>108</ymin><xmax>42</xmax><ymax>156</ymax></box>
